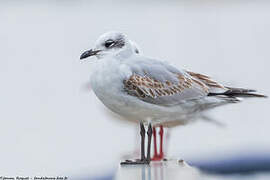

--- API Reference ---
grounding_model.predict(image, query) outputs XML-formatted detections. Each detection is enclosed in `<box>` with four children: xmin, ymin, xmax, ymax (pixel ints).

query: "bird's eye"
<box><xmin>104</xmin><ymin>40</ymin><xmax>114</xmax><ymax>48</ymax></box>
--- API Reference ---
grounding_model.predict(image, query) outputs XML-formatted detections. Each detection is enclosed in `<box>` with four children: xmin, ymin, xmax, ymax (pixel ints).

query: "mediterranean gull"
<box><xmin>80</xmin><ymin>31</ymin><xmax>266</xmax><ymax>165</ymax></box>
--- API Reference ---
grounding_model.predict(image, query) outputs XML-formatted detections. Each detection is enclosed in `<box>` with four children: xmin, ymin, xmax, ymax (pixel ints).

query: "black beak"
<box><xmin>80</xmin><ymin>49</ymin><xmax>101</xmax><ymax>60</ymax></box>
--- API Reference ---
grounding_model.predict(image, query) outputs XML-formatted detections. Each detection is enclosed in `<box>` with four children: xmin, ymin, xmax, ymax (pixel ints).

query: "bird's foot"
<box><xmin>151</xmin><ymin>155</ymin><xmax>163</xmax><ymax>161</ymax></box>
<box><xmin>120</xmin><ymin>159</ymin><xmax>150</xmax><ymax>165</ymax></box>
<box><xmin>151</xmin><ymin>153</ymin><xmax>164</xmax><ymax>161</ymax></box>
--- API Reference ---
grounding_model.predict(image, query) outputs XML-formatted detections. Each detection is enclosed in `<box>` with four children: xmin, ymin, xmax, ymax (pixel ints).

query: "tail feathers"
<box><xmin>208</xmin><ymin>87</ymin><xmax>267</xmax><ymax>98</ymax></box>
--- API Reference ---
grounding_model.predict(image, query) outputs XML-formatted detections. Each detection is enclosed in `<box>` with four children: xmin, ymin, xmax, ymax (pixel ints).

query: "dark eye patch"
<box><xmin>104</xmin><ymin>36</ymin><xmax>125</xmax><ymax>49</ymax></box>
<box><xmin>104</xmin><ymin>40</ymin><xmax>115</xmax><ymax>48</ymax></box>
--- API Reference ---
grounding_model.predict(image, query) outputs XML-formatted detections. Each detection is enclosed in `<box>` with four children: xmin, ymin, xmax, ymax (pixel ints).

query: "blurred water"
<box><xmin>205</xmin><ymin>172</ymin><xmax>270</xmax><ymax>180</ymax></box>
<box><xmin>0</xmin><ymin>0</ymin><xmax>270</xmax><ymax>178</ymax></box>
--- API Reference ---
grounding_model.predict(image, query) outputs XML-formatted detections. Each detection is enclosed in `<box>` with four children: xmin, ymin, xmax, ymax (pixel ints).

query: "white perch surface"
<box><xmin>115</xmin><ymin>159</ymin><xmax>202</xmax><ymax>180</ymax></box>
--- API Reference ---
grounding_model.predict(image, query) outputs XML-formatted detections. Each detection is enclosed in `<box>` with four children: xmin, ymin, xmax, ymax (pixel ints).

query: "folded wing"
<box><xmin>123</xmin><ymin>57</ymin><xmax>266</xmax><ymax>106</ymax></box>
<box><xmin>123</xmin><ymin>58</ymin><xmax>225</xmax><ymax>106</ymax></box>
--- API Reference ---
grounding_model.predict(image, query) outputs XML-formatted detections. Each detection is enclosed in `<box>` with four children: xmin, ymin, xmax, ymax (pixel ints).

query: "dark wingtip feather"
<box><xmin>224</xmin><ymin>87</ymin><xmax>256</xmax><ymax>93</ymax></box>
<box><xmin>225</xmin><ymin>87</ymin><xmax>267</xmax><ymax>98</ymax></box>
<box><xmin>234</xmin><ymin>93</ymin><xmax>268</xmax><ymax>98</ymax></box>
<box><xmin>208</xmin><ymin>87</ymin><xmax>267</xmax><ymax>98</ymax></box>
<box><xmin>247</xmin><ymin>93</ymin><xmax>267</xmax><ymax>98</ymax></box>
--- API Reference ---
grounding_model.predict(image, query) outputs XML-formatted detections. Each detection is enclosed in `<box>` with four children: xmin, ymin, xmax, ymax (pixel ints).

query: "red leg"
<box><xmin>151</xmin><ymin>127</ymin><xmax>159</xmax><ymax>160</ymax></box>
<box><xmin>159</xmin><ymin>125</ymin><xmax>164</xmax><ymax>159</ymax></box>
<box><xmin>151</xmin><ymin>125</ymin><xmax>164</xmax><ymax>161</ymax></box>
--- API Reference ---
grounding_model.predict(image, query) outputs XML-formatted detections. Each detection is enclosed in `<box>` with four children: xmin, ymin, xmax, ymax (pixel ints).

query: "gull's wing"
<box><xmin>123</xmin><ymin>57</ymin><xmax>227</xmax><ymax>106</ymax></box>
<box><xmin>186</xmin><ymin>71</ymin><xmax>266</xmax><ymax>97</ymax></box>
<box><xmin>186</xmin><ymin>71</ymin><xmax>225</xmax><ymax>92</ymax></box>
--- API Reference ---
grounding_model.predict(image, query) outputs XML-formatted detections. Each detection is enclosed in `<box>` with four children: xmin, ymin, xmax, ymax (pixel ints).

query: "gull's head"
<box><xmin>80</xmin><ymin>31</ymin><xmax>138</xmax><ymax>60</ymax></box>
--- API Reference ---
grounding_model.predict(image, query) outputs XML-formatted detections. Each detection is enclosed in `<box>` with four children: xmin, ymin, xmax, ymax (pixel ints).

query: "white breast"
<box><xmin>89</xmin><ymin>58</ymin><xmax>134</xmax><ymax>115</ymax></box>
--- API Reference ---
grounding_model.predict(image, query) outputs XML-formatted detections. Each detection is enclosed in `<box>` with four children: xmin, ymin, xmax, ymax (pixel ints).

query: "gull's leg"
<box><xmin>151</xmin><ymin>127</ymin><xmax>159</xmax><ymax>160</ymax></box>
<box><xmin>151</xmin><ymin>125</ymin><xmax>164</xmax><ymax>161</ymax></box>
<box><xmin>140</xmin><ymin>122</ymin><xmax>146</xmax><ymax>161</ymax></box>
<box><xmin>121</xmin><ymin>122</ymin><xmax>150</xmax><ymax>165</ymax></box>
<box><xmin>158</xmin><ymin>125</ymin><xmax>164</xmax><ymax>160</ymax></box>
<box><xmin>146</xmin><ymin>123</ymin><xmax>153</xmax><ymax>163</ymax></box>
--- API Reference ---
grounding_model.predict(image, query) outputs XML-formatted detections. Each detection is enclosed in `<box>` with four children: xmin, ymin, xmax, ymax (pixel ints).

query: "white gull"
<box><xmin>80</xmin><ymin>31</ymin><xmax>266</xmax><ymax>165</ymax></box>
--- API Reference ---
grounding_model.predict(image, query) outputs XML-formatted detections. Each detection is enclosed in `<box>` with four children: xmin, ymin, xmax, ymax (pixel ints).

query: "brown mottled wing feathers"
<box><xmin>123</xmin><ymin>73</ymin><xmax>209</xmax><ymax>100</ymax></box>
<box><xmin>186</xmin><ymin>71</ymin><xmax>225</xmax><ymax>89</ymax></box>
